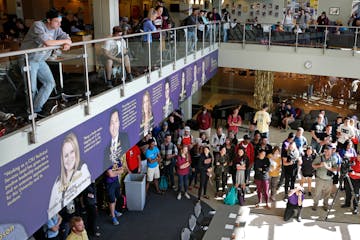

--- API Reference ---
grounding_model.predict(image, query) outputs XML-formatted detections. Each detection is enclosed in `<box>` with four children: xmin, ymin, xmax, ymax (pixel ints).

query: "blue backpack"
<box><xmin>159</xmin><ymin>176</ymin><xmax>168</xmax><ymax>191</ymax></box>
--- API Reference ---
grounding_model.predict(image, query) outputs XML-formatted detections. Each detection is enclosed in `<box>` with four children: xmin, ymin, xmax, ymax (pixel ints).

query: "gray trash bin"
<box><xmin>124</xmin><ymin>173</ymin><xmax>146</xmax><ymax>211</ymax></box>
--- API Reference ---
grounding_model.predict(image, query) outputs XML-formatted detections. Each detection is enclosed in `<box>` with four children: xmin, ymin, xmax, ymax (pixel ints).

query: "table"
<box><xmin>47</xmin><ymin>54</ymin><xmax>84</xmax><ymax>113</ymax></box>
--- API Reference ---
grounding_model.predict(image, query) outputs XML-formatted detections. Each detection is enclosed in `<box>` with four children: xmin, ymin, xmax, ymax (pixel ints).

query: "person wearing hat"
<box><xmin>284</xmin><ymin>185</ymin><xmax>305</xmax><ymax>222</ymax></box>
<box><xmin>177</xmin><ymin>126</ymin><xmax>194</xmax><ymax>149</ymax></box>
<box><xmin>20</xmin><ymin>8</ymin><xmax>72</xmax><ymax>117</ymax></box>
<box><xmin>311</xmin><ymin>145</ymin><xmax>338</xmax><ymax>211</ymax></box>
<box><xmin>102</xmin><ymin>26</ymin><xmax>134</xmax><ymax>87</ymax></box>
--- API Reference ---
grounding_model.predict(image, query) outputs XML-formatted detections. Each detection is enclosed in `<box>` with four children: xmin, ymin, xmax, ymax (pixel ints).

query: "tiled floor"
<box><xmin>187</xmin><ymin>125</ymin><xmax>360</xmax><ymax>240</ymax></box>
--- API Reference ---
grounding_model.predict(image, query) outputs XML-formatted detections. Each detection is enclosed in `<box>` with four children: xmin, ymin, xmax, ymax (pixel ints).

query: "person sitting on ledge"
<box><xmin>102</xmin><ymin>26</ymin><xmax>133</xmax><ymax>87</ymax></box>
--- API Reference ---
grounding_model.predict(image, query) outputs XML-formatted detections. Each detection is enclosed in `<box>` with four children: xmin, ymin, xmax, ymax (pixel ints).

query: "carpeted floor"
<box><xmin>93</xmin><ymin>189</ymin><xmax>213</xmax><ymax>240</ymax></box>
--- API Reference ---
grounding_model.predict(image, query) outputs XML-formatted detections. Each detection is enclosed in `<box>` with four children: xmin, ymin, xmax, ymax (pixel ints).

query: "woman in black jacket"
<box><xmin>254</xmin><ymin>149</ymin><xmax>270</xmax><ymax>209</ymax></box>
<box><xmin>198</xmin><ymin>145</ymin><xmax>213</xmax><ymax>200</ymax></box>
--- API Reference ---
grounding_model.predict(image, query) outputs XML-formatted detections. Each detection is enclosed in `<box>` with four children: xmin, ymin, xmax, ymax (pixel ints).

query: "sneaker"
<box><xmin>245</xmin><ymin>186</ymin><xmax>251</xmax><ymax>194</ymax></box>
<box><xmin>114</xmin><ymin>210</ymin><xmax>122</xmax><ymax>217</ymax></box>
<box><xmin>112</xmin><ymin>217</ymin><xmax>119</xmax><ymax>225</ymax></box>
<box><xmin>296</xmin><ymin>217</ymin><xmax>302</xmax><ymax>222</ymax></box>
<box><xmin>353</xmin><ymin>208</ymin><xmax>358</xmax><ymax>215</ymax></box>
<box><xmin>177</xmin><ymin>192</ymin><xmax>182</xmax><ymax>200</ymax></box>
<box><xmin>323</xmin><ymin>206</ymin><xmax>329</xmax><ymax>211</ymax></box>
<box><xmin>308</xmin><ymin>192</ymin><xmax>312</xmax><ymax>197</ymax></box>
<box><xmin>312</xmin><ymin>206</ymin><xmax>317</xmax><ymax>211</ymax></box>
<box><xmin>184</xmin><ymin>192</ymin><xmax>191</xmax><ymax>199</ymax></box>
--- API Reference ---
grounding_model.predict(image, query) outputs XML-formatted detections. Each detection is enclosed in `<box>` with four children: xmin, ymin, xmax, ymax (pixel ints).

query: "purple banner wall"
<box><xmin>0</xmin><ymin>50</ymin><xmax>218</xmax><ymax>238</ymax></box>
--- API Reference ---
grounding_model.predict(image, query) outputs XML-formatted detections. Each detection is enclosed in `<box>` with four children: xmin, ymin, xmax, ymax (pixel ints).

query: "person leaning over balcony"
<box><xmin>142</xmin><ymin>8</ymin><xmax>158</xmax><ymax>72</ymax></box>
<box><xmin>102</xmin><ymin>26</ymin><xmax>133</xmax><ymax>88</ymax></box>
<box><xmin>20</xmin><ymin>8</ymin><xmax>72</xmax><ymax>117</ymax></box>
<box><xmin>282</xmin><ymin>9</ymin><xmax>294</xmax><ymax>32</ymax></box>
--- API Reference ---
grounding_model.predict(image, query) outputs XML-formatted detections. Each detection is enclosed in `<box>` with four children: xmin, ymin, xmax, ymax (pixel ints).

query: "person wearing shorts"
<box><xmin>145</xmin><ymin>139</ymin><xmax>162</xmax><ymax>194</ymax></box>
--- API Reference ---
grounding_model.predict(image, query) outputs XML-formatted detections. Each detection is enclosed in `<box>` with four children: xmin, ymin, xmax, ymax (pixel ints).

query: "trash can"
<box><xmin>124</xmin><ymin>173</ymin><xmax>146</xmax><ymax>211</ymax></box>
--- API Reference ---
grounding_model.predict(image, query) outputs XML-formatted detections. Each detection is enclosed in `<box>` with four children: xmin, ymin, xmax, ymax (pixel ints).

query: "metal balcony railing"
<box><xmin>0</xmin><ymin>22</ymin><xmax>221</xmax><ymax>143</ymax></box>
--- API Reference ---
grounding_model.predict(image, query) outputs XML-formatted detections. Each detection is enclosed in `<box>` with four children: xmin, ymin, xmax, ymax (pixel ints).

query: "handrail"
<box><xmin>0</xmin><ymin>22</ymin><xmax>221</xmax><ymax>59</ymax></box>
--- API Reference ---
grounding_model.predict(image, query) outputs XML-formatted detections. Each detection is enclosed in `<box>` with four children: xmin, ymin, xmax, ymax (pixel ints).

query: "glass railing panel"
<box><xmin>228</xmin><ymin>22</ymin><xmax>243</xmax><ymax>43</ymax></box>
<box><xmin>175</xmin><ymin>27</ymin><xmax>186</xmax><ymax>61</ymax></box>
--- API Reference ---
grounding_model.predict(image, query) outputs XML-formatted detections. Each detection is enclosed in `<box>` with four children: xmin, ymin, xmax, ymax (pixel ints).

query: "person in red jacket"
<box><xmin>176</xmin><ymin>145</ymin><xmax>192</xmax><ymax>200</ymax></box>
<box><xmin>196</xmin><ymin>106</ymin><xmax>212</xmax><ymax>138</ymax></box>
<box><xmin>236</xmin><ymin>134</ymin><xmax>255</xmax><ymax>193</ymax></box>
<box><xmin>342</xmin><ymin>155</ymin><xmax>360</xmax><ymax>214</ymax></box>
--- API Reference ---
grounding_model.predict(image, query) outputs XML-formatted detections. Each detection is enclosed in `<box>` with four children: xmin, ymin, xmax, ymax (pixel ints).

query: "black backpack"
<box><xmin>134</xmin><ymin>19</ymin><xmax>146</xmax><ymax>33</ymax></box>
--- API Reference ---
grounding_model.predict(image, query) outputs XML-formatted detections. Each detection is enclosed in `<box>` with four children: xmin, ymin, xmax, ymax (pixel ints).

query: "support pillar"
<box><xmin>93</xmin><ymin>0</ymin><xmax>119</xmax><ymax>39</ymax></box>
<box><xmin>253</xmin><ymin>70</ymin><xmax>274</xmax><ymax>110</ymax></box>
<box><xmin>181</xmin><ymin>96</ymin><xmax>193</xmax><ymax>121</ymax></box>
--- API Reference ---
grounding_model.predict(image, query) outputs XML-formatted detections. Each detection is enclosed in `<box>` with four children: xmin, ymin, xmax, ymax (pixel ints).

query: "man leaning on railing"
<box><xmin>20</xmin><ymin>8</ymin><xmax>72</xmax><ymax>118</ymax></box>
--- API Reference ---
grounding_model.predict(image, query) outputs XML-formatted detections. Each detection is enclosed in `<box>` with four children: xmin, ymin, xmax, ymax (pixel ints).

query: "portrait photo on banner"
<box><xmin>104</xmin><ymin>109</ymin><xmax>130</xmax><ymax>172</ymax></box>
<box><xmin>140</xmin><ymin>90</ymin><xmax>154</xmax><ymax>137</ymax></box>
<box><xmin>48</xmin><ymin>132</ymin><xmax>91</xmax><ymax>219</ymax></box>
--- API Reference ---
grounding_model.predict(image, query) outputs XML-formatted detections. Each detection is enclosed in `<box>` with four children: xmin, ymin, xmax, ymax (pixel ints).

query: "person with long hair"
<box><xmin>198</xmin><ymin>145</ymin><xmax>213</xmax><ymax>200</ymax></box>
<box><xmin>268</xmin><ymin>146</ymin><xmax>281</xmax><ymax>201</ymax></box>
<box><xmin>233</xmin><ymin>147</ymin><xmax>249</xmax><ymax>201</ymax></box>
<box><xmin>254</xmin><ymin>149</ymin><xmax>270</xmax><ymax>209</ymax></box>
<box><xmin>176</xmin><ymin>145</ymin><xmax>192</xmax><ymax>200</ymax></box>
<box><xmin>48</xmin><ymin>133</ymin><xmax>91</xmax><ymax>219</ymax></box>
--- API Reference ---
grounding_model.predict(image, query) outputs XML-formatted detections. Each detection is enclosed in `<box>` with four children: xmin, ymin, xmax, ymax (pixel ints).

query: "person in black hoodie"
<box><xmin>254</xmin><ymin>149</ymin><xmax>270</xmax><ymax>209</ymax></box>
<box><xmin>83</xmin><ymin>182</ymin><xmax>100</xmax><ymax>237</ymax></box>
<box><xmin>198</xmin><ymin>145</ymin><xmax>213</xmax><ymax>200</ymax></box>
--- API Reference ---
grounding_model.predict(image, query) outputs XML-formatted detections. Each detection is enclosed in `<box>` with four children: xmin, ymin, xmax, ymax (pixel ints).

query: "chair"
<box><xmin>181</xmin><ymin>227</ymin><xmax>191</xmax><ymax>240</ymax></box>
<box><xmin>194</xmin><ymin>202</ymin><xmax>212</xmax><ymax>227</ymax></box>
<box><xmin>188</xmin><ymin>214</ymin><xmax>197</xmax><ymax>232</ymax></box>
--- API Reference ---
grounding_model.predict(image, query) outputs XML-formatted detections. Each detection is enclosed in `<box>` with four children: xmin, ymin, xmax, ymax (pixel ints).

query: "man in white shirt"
<box><xmin>253</xmin><ymin>103</ymin><xmax>271</xmax><ymax>139</ymax></box>
<box><xmin>211</xmin><ymin>127</ymin><xmax>226</xmax><ymax>160</ymax></box>
<box><xmin>102</xmin><ymin>26</ymin><xmax>133</xmax><ymax>87</ymax></box>
<box><xmin>337</xmin><ymin>117</ymin><xmax>355</xmax><ymax>150</ymax></box>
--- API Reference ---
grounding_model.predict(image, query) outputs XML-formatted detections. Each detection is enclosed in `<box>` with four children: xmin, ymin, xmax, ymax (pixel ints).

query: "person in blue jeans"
<box><xmin>20</xmin><ymin>8</ymin><xmax>72</xmax><ymax>116</ymax></box>
<box><xmin>176</xmin><ymin>145</ymin><xmax>192</xmax><ymax>200</ymax></box>
<box><xmin>185</xmin><ymin>8</ymin><xmax>199</xmax><ymax>53</ymax></box>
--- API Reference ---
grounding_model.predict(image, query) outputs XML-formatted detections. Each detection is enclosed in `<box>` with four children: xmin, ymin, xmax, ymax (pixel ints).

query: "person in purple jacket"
<box><xmin>284</xmin><ymin>185</ymin><xmax>305</xmax><ymax>222</ymax></box>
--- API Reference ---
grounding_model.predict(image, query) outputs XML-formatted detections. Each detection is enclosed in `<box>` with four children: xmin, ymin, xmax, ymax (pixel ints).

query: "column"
<box><xmin>92</xmin><ymin>0</ymin><xmax>119</xmax><ymax>39</ymax></box>
<box><xmin>181</xmin><ymin>96</ymin><xmax>193</xmax><ymax>121</ymax></box>
<box><xmin>253</xmin><ymin>70</ymin><xmax>274</xmax><ymax>110</ymax></box>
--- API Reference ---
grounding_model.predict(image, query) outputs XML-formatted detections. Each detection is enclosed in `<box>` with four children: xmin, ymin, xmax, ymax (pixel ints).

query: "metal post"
<box><xmin>323</xmin><ymin>26</ymin><xmax>328</xmax><ymax>55</ymax></box>
<box><xmin>147</xmin><ymin>33</ymin><xmax>151</xmax><ymax>83</ymax></box>
<box><xmin>173</xmin><ymin>29</ymin><xmax>177</xmax><ymax>70</ymax></box>
<box><xmin>268</xmin><ymin>30</ymin><xmax>271</xmax><ymax>50</ymax></box>
<box><xmin>24</xmin><ymin>53</ymin><xmax>36</xmax><ymax>144</ymax></box>
<box><xmin>194</xmin><ymin>24</ymin><xmax>197</xmax><ymax>59</ymax></box>
<box><xmin>242</xmin><ymin>23</ymin><xmax>246</xmax><ymax>49</ymax></box>
<box><xmin>353</xmin><ymin>27</ymin><xmax>358</xmax><ymax>56</ymax></box>
<box><xmin>120</xmin><ymin>38</ymin><xmax>125</xmax><ymax>97</ymax></box>
<box><xmin>159</xmin><ymin>32</ymin><xmax>162</xmax><ymax>77</ymax></box>
<box><xmin>218</xmin><ymin>22</ymin><xmax>221</xmax><ymax>45</ymax></box>
<box><xmin>295</xmin><ymin>31</ymin><xmax>299</xmax><ymax>52</ymax></box>
<box><xmin>82</xmin><ymin>43</ymin><xmax>91</xmax><ymax>115</ymax></box>
<box><xmin>202</xmin><ymin>25</ymin><xmax>205</xmax><ymax>56</ymax></box>
<box><xmin>185</xmin><ymin>28</ymin><xmax>188</xmax><ymax>64</ymax></box>
<box><xmin>213</xmin><ymin>23</ymin><xmax>216</xmax><ymax>49</ymax></box>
